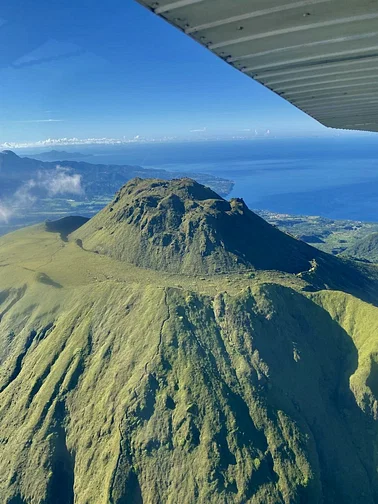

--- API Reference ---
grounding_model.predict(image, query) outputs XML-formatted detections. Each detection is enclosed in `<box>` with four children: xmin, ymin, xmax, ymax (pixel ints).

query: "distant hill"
<box><xmin>0</xmin><ymin>150</ymin><xmax>234</xmax><ymax>236</ymax></box>
<box><xmin>343</xmin><ymin>232</ymin><xmax>378</xmax><ymax>263</ymax></box>
<box><xmin>0</xmin><ymin>149</ymin><xmax>40</xmax><ymax>178</ymax></box>
<box><xmin>1</xmin><ymin>178</ymin><xmax>378</xmax><ymax>503</ymax></box>
<box><xmin>27</xmin><ymin>150</ymin><xmax>92</xmax><ymax>161</ymax></box>
<box><xmin>0</xmin><ymin>150</ymin><xmax>233</xmax><ymax>200</ymax></box>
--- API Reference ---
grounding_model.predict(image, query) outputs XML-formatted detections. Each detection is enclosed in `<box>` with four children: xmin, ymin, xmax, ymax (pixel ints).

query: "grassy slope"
<box><xmin>73</xmin><ymin>178</ymin><xmax>324</xmax><ymax>276</ymax></box>
<box><xmin>1</xmin><ymin>222</ymin><xmax>378</xmax><ymax>503</ymax></box>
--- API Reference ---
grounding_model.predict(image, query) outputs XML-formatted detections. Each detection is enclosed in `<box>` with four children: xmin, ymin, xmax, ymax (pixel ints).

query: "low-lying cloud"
<box><xmin>0</xmin><ymin>166</ymin><xmax>84</xmax><ymax>223</ymax></box>
<box><xmin>14</xmin><ymin>119</ymin><xmax>64</xmax><ymax>124</ymax></box>
<box><xmin>37</xmin><ymin>166</ymin><xmax>84</xmax><ymax>196</ymax></box>
<box><xmin>0</xmin><ymin>204</ymin><xmax>12</xmax><ymax>223</ymax></box>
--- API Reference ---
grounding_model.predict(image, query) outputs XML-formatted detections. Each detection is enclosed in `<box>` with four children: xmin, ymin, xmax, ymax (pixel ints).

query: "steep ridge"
<box><xmin>0</xmin><ymin>179</ymin><xmax>378</xmax><ymax>503</ymax></box>
<box><xmin>73</xmin><ymin>177</ymin><xmax>322</xmax><ymax>275</ymax></box>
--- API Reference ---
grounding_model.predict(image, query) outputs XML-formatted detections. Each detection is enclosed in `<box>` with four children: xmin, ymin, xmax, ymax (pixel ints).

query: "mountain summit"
<box><xmin>73</xmin><ymin>177</ymin><xmax>320</xmax><ymax>275</ymax></box>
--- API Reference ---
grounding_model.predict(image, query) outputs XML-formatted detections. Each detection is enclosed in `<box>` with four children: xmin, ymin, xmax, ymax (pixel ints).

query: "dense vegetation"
<box><xmin>73</xmin><ymin>178</ymin><xmax>324</xmax><ymax>275</ymax></box>
<box><xmin>1</xmin><ymin>178</ymin><xmax>378</xmax><ymax>503</ymax></box>
<box><xmin>342</xmin><ymin>232</ymin><xmax>378</xmax><ymax>263</ymax></box>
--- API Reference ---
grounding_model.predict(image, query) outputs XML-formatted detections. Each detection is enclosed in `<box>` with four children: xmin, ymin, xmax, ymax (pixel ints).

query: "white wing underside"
<box><xmin>136</xmin><ymin>0</ymin><xmax>378</xmax><ymax>132</ymax></box>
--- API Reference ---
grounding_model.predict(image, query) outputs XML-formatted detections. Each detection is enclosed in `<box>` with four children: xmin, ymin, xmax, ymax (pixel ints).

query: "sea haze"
<box><xmin>27</xmin><ymin>137</ymin><xmax>378</xmax><ymax>221</ymax></box>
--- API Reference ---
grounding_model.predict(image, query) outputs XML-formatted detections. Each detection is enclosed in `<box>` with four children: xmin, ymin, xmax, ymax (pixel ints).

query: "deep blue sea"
<box><xmin>61</xmin><ymin>138</ymin><xmax>378</xmax><ymax>222</ymax></box>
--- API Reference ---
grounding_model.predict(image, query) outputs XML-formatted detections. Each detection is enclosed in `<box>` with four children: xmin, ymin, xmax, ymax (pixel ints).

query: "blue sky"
<box><xmin>0</xmin><ymin>0</ymin><xmax>353</xmax><ymax>147</ymax></box>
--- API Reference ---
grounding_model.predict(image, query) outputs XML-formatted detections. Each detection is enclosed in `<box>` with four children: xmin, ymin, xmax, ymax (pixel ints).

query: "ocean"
<box><xmin>63</xmin><ymin>137</ymin><xmax>378</xmax><ymax>222</ymax></box>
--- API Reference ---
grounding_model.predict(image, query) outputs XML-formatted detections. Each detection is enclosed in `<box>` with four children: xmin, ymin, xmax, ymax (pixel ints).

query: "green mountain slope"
<box><xmin>343</xmin><ymin>232</ymin><xmax>378</xmax><ymax>263</ymax></box>
<box><xmin>1</xmin><ymin>179</ymin><xmax>378</xmax><ymax>503</ymax></box>
<box><xmin>73</xmin><ymin>177</ymin><xmax>324</xmax><ymax>275</ymax></box>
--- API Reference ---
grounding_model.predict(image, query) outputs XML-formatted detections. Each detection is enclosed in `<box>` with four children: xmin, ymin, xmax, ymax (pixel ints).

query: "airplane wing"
<box><xmin>136</xmin><ymin>0</ymin><xmax>378</xmax><ymax>132</ymax></box>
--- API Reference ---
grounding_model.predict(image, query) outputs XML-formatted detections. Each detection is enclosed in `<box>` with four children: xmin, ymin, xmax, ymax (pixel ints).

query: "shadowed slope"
<box><xmin>45</xmin><ymin>216</ymin><xmax>89</xmax><ymax>241</ymax></box>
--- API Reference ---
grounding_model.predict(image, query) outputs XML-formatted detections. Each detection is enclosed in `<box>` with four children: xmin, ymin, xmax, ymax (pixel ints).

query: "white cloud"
<box><xmin>12</xmin><ymin>39</ymin><xmax>84</xmax><ymax>69</ymax></box>
<box><xmin>0</xmin><ymin>166</ymin><xmax>84</xmax><ymax>223</ymax></box>
<box><xmin>0</xmin><ymin>203</ymin><xmax>12</xmax><ymax>223</ymax></box>
<box><xmin>14</xmin><ymin>119</ymin><xmax>64</xmax><ymax>123</ymax></box>
<box><xmin>39</xmin><ymin>166</ymin><xmax>84</xmax><ymax>196</ymax></box>
<box><xmin>190</xmin><ymin>127</ymin><xmax>207</xmax><ymax>133</ymax></box>
<box><xmin>0</xmin><ymin>136</ymin><xmax>145</xmax><ymax>150</ymax></box>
